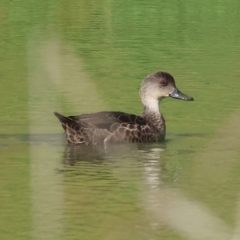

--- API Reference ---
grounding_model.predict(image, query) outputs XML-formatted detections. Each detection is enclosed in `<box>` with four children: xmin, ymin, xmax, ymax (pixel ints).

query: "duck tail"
<box><xmin>54</xmin><ymin>112</ymin><xmax>68</xmax><ymax>123</ymax></box>
<box><xmin>54</xmin><ymin>111</ymin><xmax>88</xmax><ymax>134</ymax></box>
<box><xmin>54</xmin><ymin>112</ymin><xmax>74</xmax><ymax>132</ymax></box>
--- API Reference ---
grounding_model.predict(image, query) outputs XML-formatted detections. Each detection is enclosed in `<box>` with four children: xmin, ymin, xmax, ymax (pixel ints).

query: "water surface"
<box><xmin>1</xmin><ymin>1</ymin><xmax>240</xmax><ymax>239</ymax></box>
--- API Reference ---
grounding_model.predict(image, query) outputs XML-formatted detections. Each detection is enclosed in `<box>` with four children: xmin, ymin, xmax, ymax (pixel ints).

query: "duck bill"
<box><xmin>169</xmin><ymin>88</ymin><xmax>194</xmax><ymax>101</ymax></box>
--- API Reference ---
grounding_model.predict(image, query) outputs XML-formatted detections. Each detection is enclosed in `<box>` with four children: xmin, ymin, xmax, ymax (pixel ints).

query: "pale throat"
<box><xmin>142</xmin><ymin>98</ymin><xmax>161</xmax><ymax>115</ymax></box>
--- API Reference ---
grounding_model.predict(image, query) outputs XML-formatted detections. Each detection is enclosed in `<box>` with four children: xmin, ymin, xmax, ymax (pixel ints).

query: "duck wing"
<box><xmin>67</xmin><ymin>111</ymin><xmax>147</xmax><ymax>132</ymax></box>
<box><xmin>54</xmin><ymin>111</ymin><xmax>148</xmax><ymax>145</ymax></box>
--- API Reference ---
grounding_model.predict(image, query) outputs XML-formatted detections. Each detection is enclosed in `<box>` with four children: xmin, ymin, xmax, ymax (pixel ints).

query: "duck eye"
<box><xmin>160</xmin><ymin>79</ymin><xmax>167</xmax><ymax>86</ymax></box>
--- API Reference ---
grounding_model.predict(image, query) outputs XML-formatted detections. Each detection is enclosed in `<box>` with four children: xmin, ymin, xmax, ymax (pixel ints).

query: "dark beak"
<box><xmin>169</xmin><ymin>88</ymin><xmax>194</xmax><ymax>101</ymax></box>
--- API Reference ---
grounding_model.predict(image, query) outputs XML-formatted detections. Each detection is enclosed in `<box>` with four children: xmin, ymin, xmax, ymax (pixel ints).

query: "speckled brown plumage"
<box><xmin>54</xmin><ymin>111</ymin><xmax>164</xmax><ymax>144</ymax></box>
<box><xmin>54</xmin><ymin>71</ymin><xmax>193</xmax><ymax>145</ymax></box>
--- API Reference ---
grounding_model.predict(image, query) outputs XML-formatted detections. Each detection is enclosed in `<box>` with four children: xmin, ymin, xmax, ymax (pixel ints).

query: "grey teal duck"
<box><xmin>54</xmin><ymin>71</ymin><xmax>193</xmax><ymax>145</ymax></box>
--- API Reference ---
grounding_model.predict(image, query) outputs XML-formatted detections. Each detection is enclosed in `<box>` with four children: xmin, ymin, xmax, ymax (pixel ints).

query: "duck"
<box><xmin>54</xmin><ymin>71</ymin><xmax>193</xmax><ymax>145</ymax></box>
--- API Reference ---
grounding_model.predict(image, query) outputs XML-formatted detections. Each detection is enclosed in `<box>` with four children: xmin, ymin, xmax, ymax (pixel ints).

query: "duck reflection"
<box><xmin>63</xmin><ymin>144</ymin><xmax>107</xmax><ymax>165</ymax></box>
<box><xmin>62</xmin><ymin>142</ymin><xmax>166</xmax><ymax>166</ymax></box>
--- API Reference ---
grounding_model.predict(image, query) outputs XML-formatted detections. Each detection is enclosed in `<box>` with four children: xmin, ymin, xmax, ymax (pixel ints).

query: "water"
<box><xmin>1</xmin><ymin>1</ymin><xmax>240</xmax><ymax>239</ymax></box>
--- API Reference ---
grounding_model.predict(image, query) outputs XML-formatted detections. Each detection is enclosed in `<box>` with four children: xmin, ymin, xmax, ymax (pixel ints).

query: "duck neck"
<box><xmin>141</xmin><ymin>99</ymin><xmax>165</xmax><ymax>134</ymax></box>
<box><xmin>142</xmin><ymin>98</ymin><xmax>160</xmax><ymax>114</ymax></box>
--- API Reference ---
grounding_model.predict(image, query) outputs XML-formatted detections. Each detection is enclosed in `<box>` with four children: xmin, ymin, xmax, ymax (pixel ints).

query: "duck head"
<box><xmin>140</xmin><ymin>71</ymin><xmax>193</xmax><ymax>110</ymax></box>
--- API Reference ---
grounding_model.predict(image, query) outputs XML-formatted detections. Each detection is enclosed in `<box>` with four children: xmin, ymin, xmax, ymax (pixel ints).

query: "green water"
<box><xmin>1</xmin><ymin>1</ymin><xmax>240</xmax><ymax>239</ymax></box>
